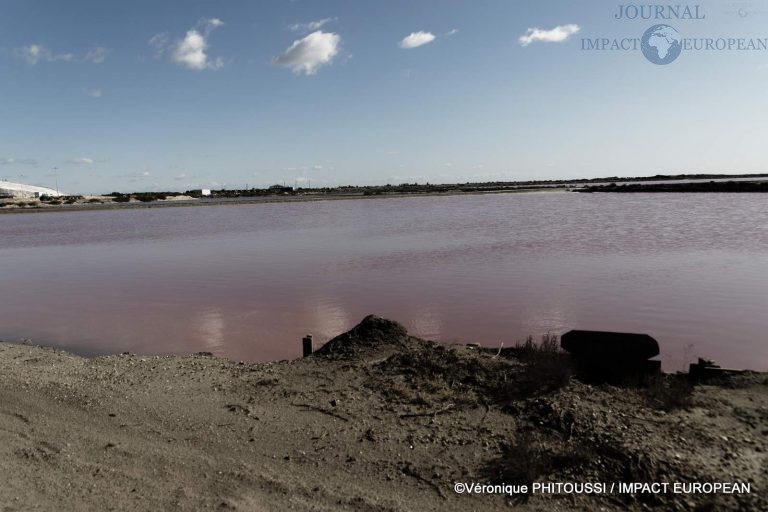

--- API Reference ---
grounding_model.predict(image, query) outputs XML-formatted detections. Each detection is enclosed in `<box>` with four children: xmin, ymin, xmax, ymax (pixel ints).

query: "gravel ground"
<box><xmin>1</xmin><ymin>316</ymin><xmax>765</xmax><ymax>511</ymax></box>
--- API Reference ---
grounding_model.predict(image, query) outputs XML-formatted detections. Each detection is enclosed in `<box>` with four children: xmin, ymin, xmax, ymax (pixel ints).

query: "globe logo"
<box><xmin>641</xmin><ymin>24</ymin><xmax>682</xmax><ymax>65</ymax></box>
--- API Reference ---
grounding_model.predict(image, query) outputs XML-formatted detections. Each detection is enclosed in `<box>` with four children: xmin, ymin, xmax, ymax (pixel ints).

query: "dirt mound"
<box><xmin>314</xmin><ymin>315</ymin><xmax>412</xmax><ymax>358</ymax></box>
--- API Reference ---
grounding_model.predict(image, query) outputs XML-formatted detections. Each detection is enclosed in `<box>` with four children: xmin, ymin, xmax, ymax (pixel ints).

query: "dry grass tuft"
<box><xmin>644</xmin><ymin>375</ymin><xmax>694</xmax><ymax>411</ymax></box>
<box><xmin>502</xmin><ymin>334</ymin><xmax>573</xmax><ymax>398</ymax></box>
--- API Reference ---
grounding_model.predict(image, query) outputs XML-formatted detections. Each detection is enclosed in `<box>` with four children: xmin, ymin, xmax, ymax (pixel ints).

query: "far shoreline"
<box><xmin>0</xmin><ymin>187</ymin><xmax>563</xmax><ymax>215</ymax></box>
<box><xmin>4</xmin><ymin>173</ymin><xmax>768</xmax><ymax>216</ymax></box>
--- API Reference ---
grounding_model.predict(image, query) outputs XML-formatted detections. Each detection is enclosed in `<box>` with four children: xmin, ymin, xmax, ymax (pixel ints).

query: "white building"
<box><xmin>0</xmin><ymin>180</ymin><xmax>64</xmax><ymax>198</ymax></box>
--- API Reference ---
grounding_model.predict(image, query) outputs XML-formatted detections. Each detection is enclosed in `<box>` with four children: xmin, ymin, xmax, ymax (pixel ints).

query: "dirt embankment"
<box><xmin>1</xmin><ymin>316</ymin><xmax>766</xmax><ymax>511</ymax></box>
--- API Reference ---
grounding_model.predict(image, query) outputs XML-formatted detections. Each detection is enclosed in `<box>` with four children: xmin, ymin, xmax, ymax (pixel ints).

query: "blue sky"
<box><xmin>1</xmin><ymin>0</ymin><xmax>768</xmax><ymax>193</ymax></box>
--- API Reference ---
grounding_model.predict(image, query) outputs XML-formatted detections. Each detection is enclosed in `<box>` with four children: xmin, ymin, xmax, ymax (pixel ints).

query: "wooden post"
<box><xmin>302</xmin><ymin>334</ymin><xmax>314</xmax><ymax>357</ymax></box>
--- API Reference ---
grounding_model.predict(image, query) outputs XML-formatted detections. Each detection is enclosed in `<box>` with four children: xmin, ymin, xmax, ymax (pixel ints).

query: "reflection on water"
<box><xmin>1</xmin><ymin>192</ymin><xmax>767</xmax><ymax>371</ymax></box>
<box><xmin>195</xmin><ymin>308</ymin><xmax>226</xmax><ymax>353</ymax></box>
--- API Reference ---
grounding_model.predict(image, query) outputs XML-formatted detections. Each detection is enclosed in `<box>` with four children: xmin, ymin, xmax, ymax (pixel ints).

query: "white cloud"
<box><xmin>84</xmin><ymin>88</ymin><xmax>102</xmax><ymax>98</ymax></box>
<box><xmin>518</xmin><ymin>24</ymin><xmax>581</xmax><ymax>46</ymax></box>
<box><xmin>172</xmin><ymin>30</ymin><xmax>223</xmax><ymax>70</ymax></box>
<box><xmin>69</xmin><ymin>157</ymin><xmax>94</xmax><ymax>165</ymax></box>
<box><xmin>84</xmin><ymin>46</ymin><xmax>109</xmax><ymax>63</ymax></box>
<box><xmin>172</xmin><ymin>30</ymin><xmax>215</xmax><ymax>70</ymax></box>
<box><xmin>151</xmin><ymin>19</ymin><xmax>225</xmax><ymax>71</ymax></box>
<box><xmin>274</xmin><ymin>31</ymin><xmax>340</xmax><ymax>75</ymax></box>
<box><xmin>445</xmin><ymin>28</ymin><xmax>459</xmax><ymax>37</ymax></box>
<box><xmin>399</xmin><ymin>31</ymin><xmax>436</xmax><ymax>49</ymax></box>
<box><xmin>290</xmin><ymin>18</ymin><xmax>335</xmax><ymax>33</ymax></box>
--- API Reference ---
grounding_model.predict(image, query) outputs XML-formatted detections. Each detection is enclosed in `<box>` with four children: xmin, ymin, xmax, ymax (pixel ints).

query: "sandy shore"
<box><xmin>1</xmin><ymin>316</ymin><xmax>766</xmax><ymax>511</ymax></box>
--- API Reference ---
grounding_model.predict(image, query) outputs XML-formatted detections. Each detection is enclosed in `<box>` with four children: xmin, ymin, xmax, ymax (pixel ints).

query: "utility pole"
<box><xmin>53</xmin><ymin>167</ymin><xmax>59</xmax><ymax>194</ymax></box>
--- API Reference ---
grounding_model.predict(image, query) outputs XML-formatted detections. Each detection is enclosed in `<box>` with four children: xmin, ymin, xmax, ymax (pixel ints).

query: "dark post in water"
<box><xmin>302</xmin><ymin>334</ymin><xmax>314</xmax><ymax>357</ymax></box>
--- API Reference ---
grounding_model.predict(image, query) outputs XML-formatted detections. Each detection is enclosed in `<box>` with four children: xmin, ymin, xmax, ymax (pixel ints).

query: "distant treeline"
<box><xmin>564</xmin><ymin>173</ymin><xmax>768</xmax><ymax>184</ymax></box>
<box><xmin>182</xmin><ymin>182</ymin><xmax>568</xmax><ymax>199</ymax></box>
<box><xmin>110</xmin><ymin>192</ymin><xmax>176</xmax><ymax>202</ymax></box>
<box><xmin>579</xmin><ymin>181</ymin><xmax>768</xmax><ymax>193</ymax></box>
<box><xmin>103</xmin><ymin>174</ymin><xmax>768</xmax><ymax>201</ymax></box>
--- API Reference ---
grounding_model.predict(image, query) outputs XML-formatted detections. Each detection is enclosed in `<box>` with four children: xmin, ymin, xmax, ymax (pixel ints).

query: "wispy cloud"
<box><xmin>117</xmin><ymin>171</ymin><xmax>152</xmax><ymax>182</ymax></box>
<box><xmin>0</xmin><ymin>157</ymin><xmax>38</xmax><ymax>166</ymax></box>
<box><xmin>518</xmin><ymin>24</ymin><xmax>581</xmax><ymax>46</ymax></box>
<box><xmin>274</xmin><ymin>31</ymin><xmax>340</xmax><ymax>75</ymax></box>
<box><xmin>399</xmin><ymin>31</ymin><xmax>436</xmax><ymax>49</ymax></box>
<box><xmin>68</xmin><ymin>157</ymin><xmax>94</xmax><ymax>165</ymax></box>
<box><xmin>386</xmin><ymin>174</ymin><xmax>433</xmax><ymax>183</ymax></box>
<box><xmin>15</xmin><ymin>44</ymin><xmax>109</xmax><ymax>65</ymax></box>
<box><xmin>445</xmin><ymin>28</ymin><xmax>459</xmax><ymax>37</ymax></box>
<box><xmin>84</xmin><ymin>88</ymin><xmax>102</xmax><ymax>98</ymax></box>
<box><xmin>16</xmin><ymin>44</ymin><xmax>74</xmax><ymax>65</ymax></box>
<box><xmin>150</xmin><ymin>18</ymin><xmax>225</xmax><ymax>71</ymax></box>
<box><xmin>280</xmin><ymin>163</ymin><xmax>333</xmax><ymax>172</ymax></box>
<box><xmin>289</xmin><ymin>17</ymin><xmax>336</xmax><ymax>33</ymax></box>
<box><xmin>206</xmin><ymin>18</ymin><xmax>224</xmax><ymax>29</ymax></box>
<box><xmin>84</xmin><ymin>46</ymin><xmax>109</xmax><ymax>63</ymax></box>
<box><xmin>148</xmin><ymin>33</ymin><xmax>169</xmax><ymax>57</ymax></box>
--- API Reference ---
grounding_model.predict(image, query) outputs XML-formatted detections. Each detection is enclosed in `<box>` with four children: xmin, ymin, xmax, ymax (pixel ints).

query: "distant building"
<box><xmin>0</xmin><ymin>180</ymin><xmax>63</xmax><ymax>198</ymax></box>
<box><xmin>201</xmin><ymin>189</ymin><xmax>212</xmax><ymax>196</ymax></box>
<box><xmin>268</xmin><ymin>184</ymin><xmax>294</xmax><ymax>194</ymax></box>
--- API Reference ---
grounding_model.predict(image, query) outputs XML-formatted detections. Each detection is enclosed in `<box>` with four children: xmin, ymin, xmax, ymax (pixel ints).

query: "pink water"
<box><xmin>1</xmin><ymin>192</ymin><xmax>767</xmax><ymax>370</ymax></box>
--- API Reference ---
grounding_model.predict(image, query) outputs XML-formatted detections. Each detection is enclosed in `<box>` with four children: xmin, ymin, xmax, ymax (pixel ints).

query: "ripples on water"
<box><xmin>1</xmin><ymin>192</ymin><xmax>766</xmax><ymax>370</ymax></box>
